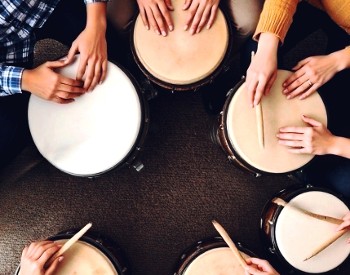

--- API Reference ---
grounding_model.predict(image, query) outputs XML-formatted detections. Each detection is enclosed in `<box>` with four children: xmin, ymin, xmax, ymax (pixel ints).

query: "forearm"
<box><xmin>328</xmin><ymin>136</ymin><xmax>350</xmax><ymax>159</ymax></box>
<box><xmin>85</xmin><ymin>2</ymin><xmax>108</xmax><ymax>31</ymax></box>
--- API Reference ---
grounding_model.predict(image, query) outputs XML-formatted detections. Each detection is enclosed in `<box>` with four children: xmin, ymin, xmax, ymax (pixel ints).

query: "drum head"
<box><xmin>183</xmin><ymin>247</ymin><xmax>249</xmax><ymax>274</ymax></box>
<box><xmin>275</xmin><ymin>191</ymin><xmax>350</xmax><ymax>273</ymax></box>
<box><xmin>52</xmin><ymin>240</ymin><xmax>118</xmax><ymax>274</ymax></box>
<box><xmin>226</xmin><ymin>70</ymin><xmax>327</xmax><ymax>173</ymax></box>
<box><xmin>133</xmin><ymin>0</ymin><xmax>229</xmax><ymax>87</ymax></box>
<box><xmin>28</xmin><ymin>56</ymin><xmax>142</xmax><ymax>177</ymax></box>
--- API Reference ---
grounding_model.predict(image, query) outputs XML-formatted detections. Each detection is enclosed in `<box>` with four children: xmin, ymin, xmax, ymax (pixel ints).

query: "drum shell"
<box><xmin>173</xmin><ymin>237</ymin><xmax>257</xmax><ymax>275</ymax></box>
<box><xmin>15</xmin><ymin>230</ymin><xmax>130</xmax><ymax>275</ymax></box>
<box><xmin>260</xmin><ymin>185</ymin><xmax>350</xmax><ymax>274</ymax></box>
<box><xmin>130</xmin><ymin>5</ymin><xmax>233</xmax><ymax>92</ymax></box>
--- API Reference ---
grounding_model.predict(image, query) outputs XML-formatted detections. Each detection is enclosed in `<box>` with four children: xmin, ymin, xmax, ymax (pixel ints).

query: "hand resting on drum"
<box><xmin>19</xmin><ymin>240</ymin><xmax>63</xmax><ymax>275</ymax></box>
<box><xmin>337</xmin><ymin>212</ymin><xmax>350</xmax><ymax>243</ymax></box>
<box><xmin>245</xmin><ymin>257</ymin><xmax>280</xmax><ymax>275</ymax></box>
<box><xmin>282</xmin><ymin>49</ymin><xmax>350</xmax><ymax>100</ymax></box>
<box><xmin>277</xmin><ymin>115</ymin><xmax>350</xmax><ymax>158</ymax></box>
<box><xmin>183</xmin><ymin>0</ymin><xmax>220</xmax><ymax>35</ymax></box>
<box><xmin>21</xmin><ymin>60</ymin><xmax>86</xmax><ymax>104</ymax></box>
<box><xmin>137</xmin><ymin>0</ymin><xmax>174</xmax><ymax>36</ymax></box>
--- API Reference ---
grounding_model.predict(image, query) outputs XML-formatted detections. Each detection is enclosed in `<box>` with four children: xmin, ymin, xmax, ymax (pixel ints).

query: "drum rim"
<box><xmin>130</xmin><ymin>4</ymin><xmax>234</xmax><ymax>91</ymax></box>
<box><xmin>220</xmin><ymin>74</ymin><xmax>320</xmax><ymax>176</ymax></box>
<box><xmin>28</xmin><ymin>57</ymin><xmax>150</xmax><ymax>178</ymax></box>
<box><xmin>15</xmin><ymin>229</ymin><xmax>130</xmax><ymax>275</ymax></box>
<box><xmin>259</xmin><ymin>185</ymin><xmax>350</xmax><ymax>274</ymax></box>
<box><xmin>173</xmin><ymin>236</ymin><xmax>257</xmax><ymax>274</ymax></box>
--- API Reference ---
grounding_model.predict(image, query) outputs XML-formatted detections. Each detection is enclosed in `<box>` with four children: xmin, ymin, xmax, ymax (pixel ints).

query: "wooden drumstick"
<box><xmin>272</xmin><ymin>198</ymin><xmax>343</xmax><ymax>225</ymax></box>
<box><xmin>303</xmin><ymin>229</ymin><xmax>347</xmax><ymax>261</ymax></box>
<box><xmin>212</xmin><ymin>220</ymin><xmax>248</xmax><ymax>269</ymax></box>
<box><xmin>45</xmin><ymin>222</ymin><xmax>92</xmax><ymax>267</ymax></box>
<box><xmin>251</xmin><ymin>51</ymin><xmax>264</xmax><ymax>149</ymax></box>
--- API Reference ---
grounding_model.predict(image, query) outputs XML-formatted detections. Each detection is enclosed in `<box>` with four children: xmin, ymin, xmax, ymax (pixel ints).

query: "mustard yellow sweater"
<box><xmin>254</xmin><ymin>0</ymin><xmax>350</xmax><ymax>43</ymax></box>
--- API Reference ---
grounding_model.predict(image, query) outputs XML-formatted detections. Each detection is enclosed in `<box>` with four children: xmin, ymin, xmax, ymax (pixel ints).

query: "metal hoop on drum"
<box><xmin>28</xmin><ymin>54</ymin><xmax>149</xmax><ymax>178</ymax></box>
<box><xmin>173</xmin><ymin>237</ymin><xmax>257</xmax><ymax>275</ymax></box>
<box><xmin>211</xmin><ymin>70</ymin><xmax>328</xmax><ymax>178</ymax></box>
<box><xmin>15</xmin><ymin>229</ymin><xmax>130</xmax><ymax>275</ymax></box>
<box><xmin>130</xmin><ymin>0</ymin><xmax>233</xmax><ymax>93</ymax></box>
<box><xmin>260</xmin><ymin>184</ymin><xmax>350</xmax><ymax>274</ymax></box>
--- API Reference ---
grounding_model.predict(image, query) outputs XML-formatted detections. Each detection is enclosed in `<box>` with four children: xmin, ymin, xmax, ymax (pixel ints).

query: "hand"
<box><xmin>245</xmin><ymin>33</ymin><xmax>279</xmax><ymax>107</ymax></box>
<box><xmin>182</xmin><ymin>0</ymin><xmax>219</xmax><ymax>35</ymax></box>
<box><xmin>65</xmin><ymin>3</ymin><xmax>108</xmax><ymax>92</ymax></box>
<box><xmin>282</xmin><ymin>54</ymin><xmax>339</xmax><ymax>100</ymax></box>
<box><xmin>18</xmin><ymin>241</ymin><xmax>63</xmax><ymax>275</ymax></box>
<box><xmin>245</xmin><ymin>257</ymin><xmax>279</xmax><ymax>275</ymax></box>
<box><xmin>277</xmin><ymin>115</ymin><xmax>335</xmax><ymax>155</ymax></box>
<box><xmin>21</xmin><ymin>61</ymin><xmax>86</xmax><ymax>104</ymax></box>
<box><xmin>337</xmin><ymin>212</ymin><xmax>350</xmax><ymax>243</ymax></box>
<box><xmin>137</xmin><ymin>0</ymin><xmax>174</xmax><ymax>36</ymax></box>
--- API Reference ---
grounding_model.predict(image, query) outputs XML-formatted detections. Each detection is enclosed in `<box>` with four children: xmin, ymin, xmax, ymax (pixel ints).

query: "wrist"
<box><xmin>86</xmin><ymin>3</ymin><xmax>107</xmax><ymax>30</ymax></box>
<box><xmin>328</xmin><ymin>136</ymin><xmax>344</xmax><ymax>156</ymax></box>
<box><xmin>257</xmin><ymin>33</ymin><xmax>279</xmax><ymax>56</ymax></box>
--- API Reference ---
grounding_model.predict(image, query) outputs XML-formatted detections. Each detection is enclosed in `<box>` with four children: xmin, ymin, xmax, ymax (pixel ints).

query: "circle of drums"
<box><xmin>25</xmin><ymin>1</ymin><xmax>350</xmax><ymax>274</ymax></box>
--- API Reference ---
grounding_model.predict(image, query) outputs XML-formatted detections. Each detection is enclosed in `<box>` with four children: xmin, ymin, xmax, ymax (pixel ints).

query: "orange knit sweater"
<box><xmin>254</xmin><ymin>0</ymin><xmax>350</xmax><ymax>43</ymax></box>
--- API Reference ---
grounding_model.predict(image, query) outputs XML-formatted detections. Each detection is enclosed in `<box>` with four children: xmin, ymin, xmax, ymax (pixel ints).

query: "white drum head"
<box><xmin>53</xmin><ymin>240</ymin><xmax>118</xmax><ymax>274</ymax></box>
<box><xmin>28</xmin><ymin>56</ymin><xmax>142</xmax><ymax>176</ymax></box>
<box><xmin>184</xmin><ymin>247</ymin><xmax>249</xmax><ymax>274</ymax></box>
<box><xmin>133</xmin><ymin>0</ymin><xmax>229</xmax><ymax>85</ymax></box>
<box><xmin>275</xmin><ymin>191</ymin><xmax>350</xmax><ymax>273</ymax></box>
<box><xmin>226</xmin><ymin>70</ymin><xmax>327</xmax><ymax>173</ymax></box>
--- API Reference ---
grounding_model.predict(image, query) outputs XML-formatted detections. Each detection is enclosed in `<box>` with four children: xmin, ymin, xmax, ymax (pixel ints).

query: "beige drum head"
<box><xmin>183</xmin><ymin>247</ymin><xmax>249</xmax><ymax>274</ymax></box>
<box><xmin>226</xmin><ymin>70</ymin><xmax>327</xmax><ymax>173</ymax></box>
<box><xmin>53</xmin><ymin>240</ymin><xmax>118</xmax><ymax>274</ymax></box>
<box><xmin>28</xmin><ymin>55</ymin><xmax>142</xmax><ymax>176</ymax></box>
<box><xmin>275</xmin><ymin>191</ymin><xmax>350</xmax><ymax>273</ymax></box>
<box><xmin>133</xmin><ymin>0</ymin><xmax>229</xmax><ymax>86</ymax></box>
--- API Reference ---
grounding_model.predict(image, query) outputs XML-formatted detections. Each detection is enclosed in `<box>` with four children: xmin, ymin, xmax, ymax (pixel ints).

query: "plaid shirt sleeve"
<box><xmin>84</xmin><ymin>0</ymin><xmax>110</xmax><ymax>3</ymax></box>
<box><xmin>0</xmin><ymin>64</ymin><xmax>24</xmax><ymax>96</ymax></box>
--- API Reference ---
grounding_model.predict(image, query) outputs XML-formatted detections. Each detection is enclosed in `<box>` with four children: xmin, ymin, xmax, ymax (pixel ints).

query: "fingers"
<box><xmin>144</xmin><ymin>3</ymin><xmax>172</xmax><ymax>36</ymax></box>
<box><xmin>46</xmin><ymin>256</ymin><xmax>64</xmax><ymax>275</ymax></box>
<box><xmin>206</xmin><ymin>5</ymin><xmax>218</xmax><ymax>29</ymax></box>
<box><xmin>24</xmin><ymin>241</ymin><xmax>58</xmax><ymax>261</ymax></box>
<box><xmin>184</xmin><ymin>2</ymin><xmax>199</xmax><ymax>32</ymax></box>
<box><xmin>301</xmin><ymin>115</ymin><xmax>322</xmax><ymax>127</ymax></box>
<box><xmin>182</xmin><ymin>0</ymin><xmax>192</xmax><ymax>10</ymax></box>
<box><xmin>76</xmin><ymin>56</ymin><xmax>107</xmax><ymax>91</ymax></box>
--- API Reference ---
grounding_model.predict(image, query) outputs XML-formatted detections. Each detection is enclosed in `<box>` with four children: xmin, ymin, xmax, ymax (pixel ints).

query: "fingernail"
<box><xmin>155</xmin><ymin>30</ymin><xmax>160</xmax><ymax>35</ymax></box>
<box><xmin>196</xmin><ymin>28</ymin><xmax>200</xmax><ymax>34</ymax></box>
<box><xmin>207</xmin><ymin>24</ymin><xmax>210</xmax><ymax>29</ymax></box>
<box><xmin>282</xmin><ymin>89</ymin><xmax>287</xmax><ymax>94</ymax></box>
<box><xmin>184</xmin><ymin>25</ymin><xmax>188</xmax><ymax>31</ymax></box>
<box><xmin>161</xmin><ymin>31</ymin><xmax>167</xmax><ymax>36</ymax></box>
<box><xmin>287</xmin><ymin>95</ymin><xmax>291</xmax><ymax>100</ymax></box>
<box><xmin>58</xmin><ymin>256</ymin><xmax>64</xmax><ymax>262</ymax></box>
<box><xmin>169</xmin><ymin>25</ymin><xmax>174</xmax><ymax>31</ymax></box>
<box><xmin>146</xmin><ymin>25</ymin><xmax>150</xmax><ymax>30</ymax></box>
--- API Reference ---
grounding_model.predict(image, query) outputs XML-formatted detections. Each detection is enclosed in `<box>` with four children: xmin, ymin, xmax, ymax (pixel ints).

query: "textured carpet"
<box><xmin>0</xmin><ymin>32</ymin><xmax>350</xmax><ymax>275</ymax></box>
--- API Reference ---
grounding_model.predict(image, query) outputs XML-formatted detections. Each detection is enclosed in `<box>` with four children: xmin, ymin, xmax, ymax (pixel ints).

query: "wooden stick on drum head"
<box><xmin>45</xmin><ymin>222</ymin><xmax>92</xmax><ymax>268</ymax></box>
<box><xmin>212</xmin><ymin>220</ymin><xmax>248</xmax><ymax>269</ymax></box>
<box><xmin>272</xmin><ymin>198</ymin><xmax>343</xmax><ymax>225</ymax></box>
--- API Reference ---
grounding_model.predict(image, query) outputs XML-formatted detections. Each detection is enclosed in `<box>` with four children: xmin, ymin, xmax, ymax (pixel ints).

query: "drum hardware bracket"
<box><xmin>141</xmin><ymin>78</ymin><xmax>158</xmax><ymax>100</ymax></box>
<box><xmin>131</xmin><ymin>160</ymin><xmax>144</xmax><ymax>172</ymax></box>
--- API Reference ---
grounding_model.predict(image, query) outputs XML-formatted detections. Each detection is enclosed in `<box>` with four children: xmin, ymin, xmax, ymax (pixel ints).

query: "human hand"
<box><xmin>18</xmin><ymin>240</ymin><xmax>63</xmax><ymax>275</ymax></box>
<box><xmin>182</xmin><ymin>0</ymin><xmax>219</xmax><ymax>35</ymax></box>
<box><xmin>245</xmin><ymin>33</ymin><xmax>279</xmax><ymax>107</ymax></box>
<box><xmin>245</xmin><ymin>257</ymin><xmax>279</xmax><ymax>275</ymax></box>
<box><xmin>137</xmin><ymin>0</ymin><xmax>174</xmax><ymax>36</ymax></box>
<box><xmin>282</xmin><ymin>54</ymin><xmax>339</xmax><ymax>100</ymax></box>
<box><xmin>337</xmin><ymin>212</ymin><xmax>350</xmax><ymax>243</ymax></box>
<box><xmin>277</xmin><ymin>115</ymin><xmax>334</xmax><ymax>155</ymax></box>
<box><xmin>65</xmin><ymin>3</ymin><xmax>108</xmax><ymax>92</ymax></box>
<box><xmin>21</xmin><ymin>61</ymin><xmax>86</xmax><ymax>104</ymax></box>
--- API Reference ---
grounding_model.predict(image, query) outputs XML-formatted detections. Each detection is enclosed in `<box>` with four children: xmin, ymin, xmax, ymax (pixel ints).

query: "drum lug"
<box><xmin>132</xmin><ymin>160</ymin><xmax>144</xmax><ymax>172</ymax></box>
<box><xmin>268</xmin><ymin>247</ymin><xmax>276</xmax><ymax>254</ymax></box>
<box><xmin>223</xmin><ymin>64</ymin><xmax>230</xmax><ymax>72</ymax></box>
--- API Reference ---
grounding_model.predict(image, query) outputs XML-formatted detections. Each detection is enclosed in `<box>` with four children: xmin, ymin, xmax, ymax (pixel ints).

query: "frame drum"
<box><xmin>174</xmin><ymin>237</ymin><xmax>255</xmax><ymax>275</ymax></box>
<box><xmin>28</xmin><ymin>55</ymin><xmax>149</xmax><ymax>177</ymax></box>
<box><xmin>131</xmin><ymin>0</ymin><xmax>232</xmax><ymax>91</ymax></box>
<box><xmin>213</xmin><ymin>70</ymin><xmax>327</xmax><ymax>176</ymax></box>
<box><xmin>260</xmin><ymin>185</ymin><xmax>350</xmax><ymax>273</ymax></box>
<box><xmin>15</xmin><ymin>230</ymin><xmax>129</xmax><ymax>275</ymax></box>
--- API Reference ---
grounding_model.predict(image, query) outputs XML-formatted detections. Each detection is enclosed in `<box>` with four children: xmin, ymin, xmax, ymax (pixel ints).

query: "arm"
<box><xmin>337</xmin><ymin>212</ymin><xmax>350</xmax><ymax>243</ymax></box>
<box><xmin>282</xmin><ymin>46</ymin><xmax>350</xmax><ymax>99</ymax></box>
<box><xmin>65</xmin><ymin>1</ymin><xmax>109</xmax><ymax>91</ymax></box>
<box><xmin>245</xmin><ymin>0</ymin><xmax>299</xmax><ymax>107</ymax></box>
<box><xmin>0</xmin><ymin>64</ymin><xmax>24</xmax><ymax>96</ymax></box>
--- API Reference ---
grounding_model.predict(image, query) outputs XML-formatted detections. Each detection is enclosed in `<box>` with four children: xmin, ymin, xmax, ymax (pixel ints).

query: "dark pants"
<box><xmin>242</xmin><ymin>2</ymin><xmax>350</xmax><ymax>200</ymax></box>
<box><xmin>0</xmin><ymin>0</ymin><xmax>124</xmax><ymax>170</ymax></box>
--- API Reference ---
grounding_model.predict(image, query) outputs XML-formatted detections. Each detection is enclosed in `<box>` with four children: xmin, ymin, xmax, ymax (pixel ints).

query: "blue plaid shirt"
<box><xmin>0</xmin><ymin>0</ymin><xmax>108</xmax><ymax>96</ymax></box>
